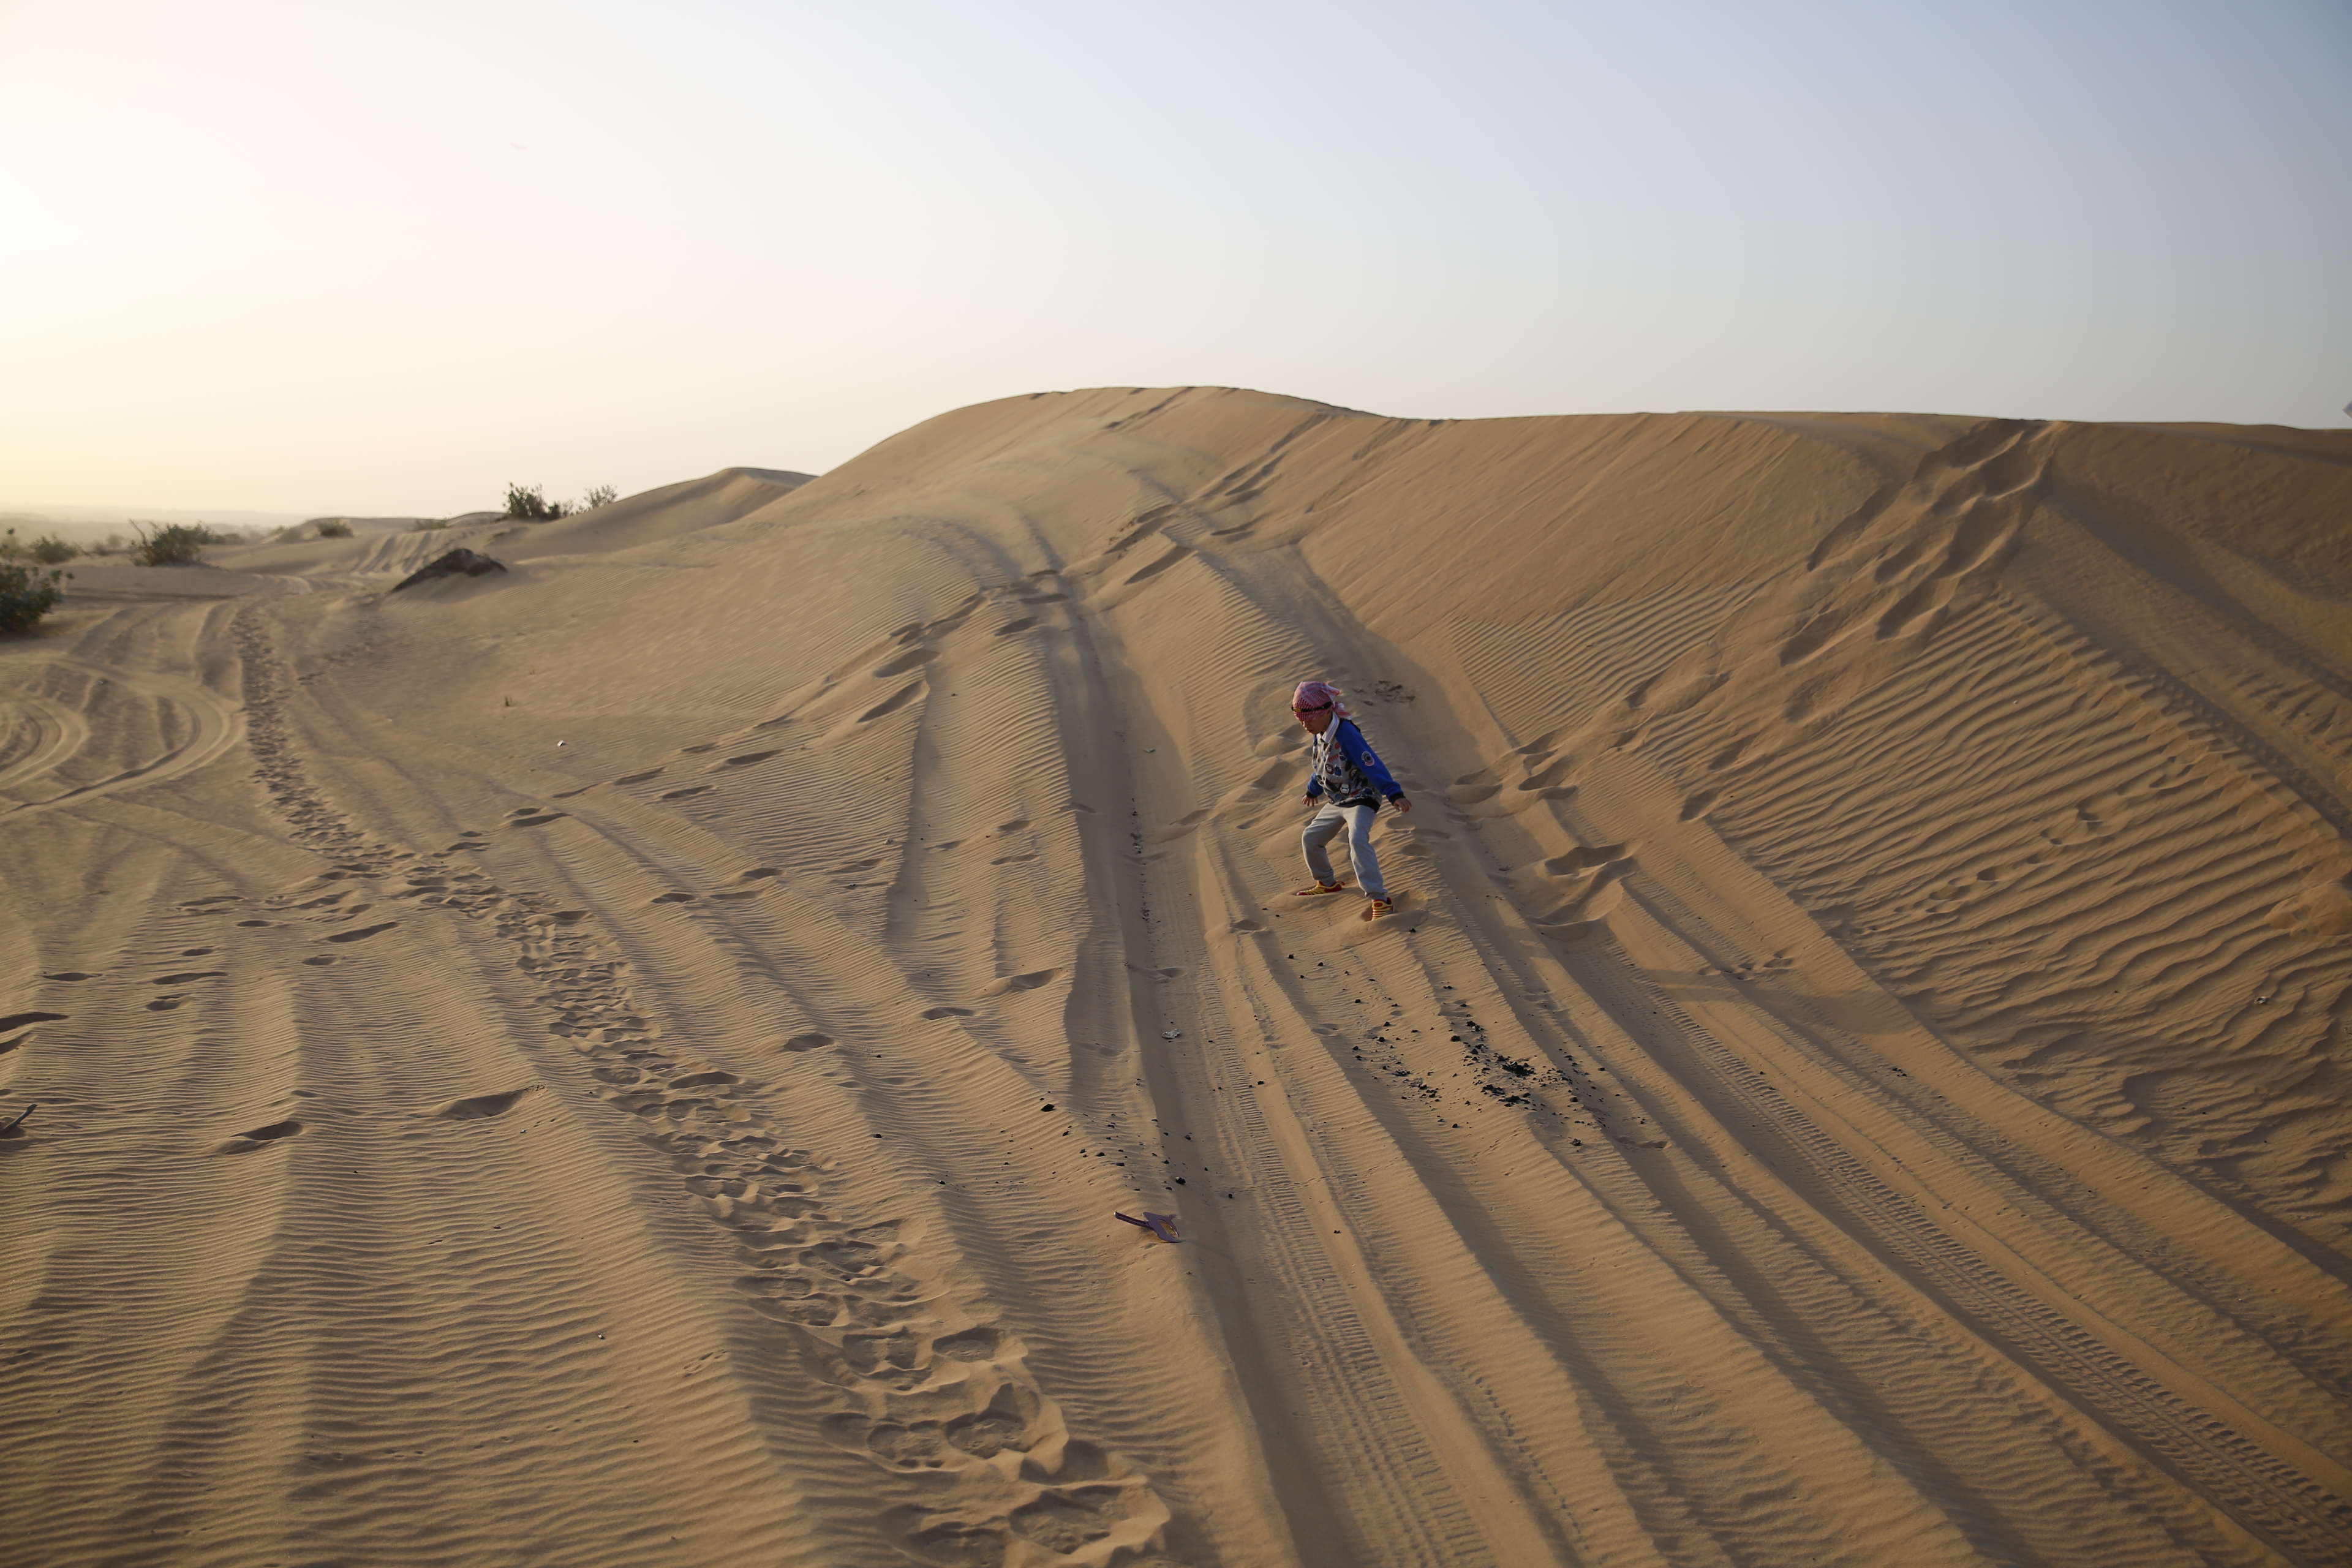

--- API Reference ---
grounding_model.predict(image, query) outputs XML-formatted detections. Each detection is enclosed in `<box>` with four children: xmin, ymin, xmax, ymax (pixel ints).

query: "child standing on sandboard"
<box><xmin>1289</xmin><ymin>680</ymin><xmax>1412</xmax><ymax>919</ymax></box>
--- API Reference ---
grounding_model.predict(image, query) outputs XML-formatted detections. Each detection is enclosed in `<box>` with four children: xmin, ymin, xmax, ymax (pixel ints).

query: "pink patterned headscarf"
<box><xmin>1291</xmin><ymin>680</ymin><xmax>1351</xmax><ymax>717</ymax></box>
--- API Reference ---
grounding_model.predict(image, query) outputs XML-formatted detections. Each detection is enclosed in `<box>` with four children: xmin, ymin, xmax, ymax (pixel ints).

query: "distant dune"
<box><xmin>3</xmin><ymin>388</ymin><xmax>2348</xmax><ymax>1567</ymax></box>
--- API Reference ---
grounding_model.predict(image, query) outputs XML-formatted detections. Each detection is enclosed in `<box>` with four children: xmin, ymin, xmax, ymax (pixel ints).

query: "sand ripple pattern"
<box><xmin>252</xmin><ymin>602</ymin><xmax>1180</xmax><ymax>1565</ymax></box>
<box><xmin>496</xmin><ymin>891</ymin><xmax>1182</xmax><ymax>1567</ymax></box>
<box><xmin>5</xmin><ymin>393</ymin><xmax>2350</xmax><ymax>1567</ymax></box>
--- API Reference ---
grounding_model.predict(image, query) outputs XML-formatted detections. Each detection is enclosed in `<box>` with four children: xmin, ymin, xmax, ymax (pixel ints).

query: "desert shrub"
<box><xmin>315</xmin><ymin>519</ymin><xmax>354</xmax><ymax>538</ymax></box>
<box><xmin>0</xmin><ymin>535</ymin><xmax>67</xmax><ymax>633</ymax></box>
<box><xmin>581</xmin><ymin>484</ymin><xmax>618</xmax><ymax>510</ymax></box>
<box><xmin>131</xmin><ymin>522</ymin><xmax>225</xmax><ymax>567</ymax></box>
<box><xmin>503</xmin><ymin>483</ymin><xmax>567</xmax><ymax>521</ymax></box>
<box><xmin>26</xmin><ymin>533</ymin><xmax>77</xmax><ymax>564</ymax></box>
<box><xmin>0</xmin><ymin>566</ymin><xmax>65</xmax><ymax>631</ymax></box>
<box><xmin>407</xmin><ymin>518</ymin><xmax>450</xmax><ymax>533</ymax></box>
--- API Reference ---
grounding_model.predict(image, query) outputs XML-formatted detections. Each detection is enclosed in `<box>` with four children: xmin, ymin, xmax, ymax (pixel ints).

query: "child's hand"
<box><xmin>1394</xmin><ymin>796</ymin><xmax>1414</xmax><ymax>813</ymax></box>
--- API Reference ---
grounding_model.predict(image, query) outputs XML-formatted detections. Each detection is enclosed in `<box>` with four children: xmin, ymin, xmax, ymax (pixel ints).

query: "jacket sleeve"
<box><xmin>1339</xmin><ymin>723</ymin><xmax>1404</xmax><ymax>797</ymax></box>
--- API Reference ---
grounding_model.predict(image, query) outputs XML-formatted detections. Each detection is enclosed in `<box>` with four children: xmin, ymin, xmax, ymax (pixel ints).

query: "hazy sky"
<box><xmin>4</xmin><ymin>0</ymin><xmax>2347</xmax><ymax>515</ymax></box>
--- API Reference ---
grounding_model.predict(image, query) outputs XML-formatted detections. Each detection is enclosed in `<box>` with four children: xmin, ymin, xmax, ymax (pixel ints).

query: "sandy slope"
<box><xmin>3</xmin><ymin>388</ymin><xmax>2349</xmax><ymax>1567</ymax></box>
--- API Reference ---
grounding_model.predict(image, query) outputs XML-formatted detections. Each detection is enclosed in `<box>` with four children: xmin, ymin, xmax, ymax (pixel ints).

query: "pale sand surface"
<box><xmin>4</xmin><ymin>388</ymin><xmax>2350</xmax><ymax>1566</ymax></box>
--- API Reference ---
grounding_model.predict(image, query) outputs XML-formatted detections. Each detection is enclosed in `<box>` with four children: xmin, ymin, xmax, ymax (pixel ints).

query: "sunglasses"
<box><xmin>1292</xmin><ymin>702</ymin><xmax>1332</xmax><ymax>714</ymax></box>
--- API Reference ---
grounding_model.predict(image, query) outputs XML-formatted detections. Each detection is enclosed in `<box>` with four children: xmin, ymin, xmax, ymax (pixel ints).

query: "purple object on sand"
<box><xmin>1114</xmin><ymin>1210</ymin><xmax>1181</xmax><ymax>1243</ymax></box>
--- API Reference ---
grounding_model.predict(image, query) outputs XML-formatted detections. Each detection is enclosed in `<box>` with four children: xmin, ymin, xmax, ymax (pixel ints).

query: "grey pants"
<box><xmin>1302</xmin><ymin>800</ymin><xmax>1387</xmax><ymax>900</ymax></box>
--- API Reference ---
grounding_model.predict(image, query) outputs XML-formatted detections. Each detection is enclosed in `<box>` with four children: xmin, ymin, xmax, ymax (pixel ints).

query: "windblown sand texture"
<box><xmin>5</xmin><ymin>390</ymin><xmax>2351</xmax><ymax>1567</ymax></box>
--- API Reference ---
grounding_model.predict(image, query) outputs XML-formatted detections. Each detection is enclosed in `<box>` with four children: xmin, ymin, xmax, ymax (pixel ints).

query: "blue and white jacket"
<box><xmin>1307</xmin><ymin>718</ymin><xmax>1404</xmax><ymax>809</ymax></box>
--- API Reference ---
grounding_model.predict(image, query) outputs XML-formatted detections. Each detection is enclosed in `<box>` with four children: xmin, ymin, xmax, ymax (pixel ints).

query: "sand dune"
<box><xmin>3</xmin><ymin>387</ymin><xmax>2348</xmax><ymax>1566</ymax></box>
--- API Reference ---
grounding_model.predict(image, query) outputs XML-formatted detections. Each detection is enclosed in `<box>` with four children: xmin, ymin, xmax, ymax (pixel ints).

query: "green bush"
<box><xmin>503</xmin><ymin>483</ymin><xmax>567</xmax><ymax>521</ymax></box>
<box><xmin>407</xmin><ymin>518</ymin><xmax>450</xmax><ymax>533</ymax></box>
<box><xmin>581</xmin><ymin>484</ymin><xmax>619</xmax><ymax>510</ymax></box>
<box><xmin>131</xmin><ymin>522</ymin><xmax>226</xmax><ymax>567</ymax></box>
<box><xmin>0</xmin><ymin>564</ymin><xmax>66</xmax><ymax>631</ymax></box>
<box><xmin>315</xmin><ymin>519</ymin><xmax>354</xmax><ymax>539</ymax></box>
<box><xmin>0</xmin><ymin>534</ymin><xmax>66</xmax><ymax>633</ymax></box>
<box><xmin>26</xmin><ymin>533</ymin><xmax>77</xmax><ymax>564</ymax></box>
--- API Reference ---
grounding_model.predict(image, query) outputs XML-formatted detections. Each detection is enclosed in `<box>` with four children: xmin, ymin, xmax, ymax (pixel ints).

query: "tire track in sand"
<box><xmin>232</xmin><ymin>604</ymin><xmax>1185</xmax><ymax>1568</ymax></box>
<box><xmin>1580</xmin><ymin>869</ymin><xmax>2352</xmax><ymax>1566</ymax></box>
<box><xmin>2</xmin><ymin>654</ymin><xmax>244</xmax><ymax>815</ymax></box>
<box><xmin>0</xmin><ymin>697</ymin><xmax>90</xmax><ymax>794</ymax></box>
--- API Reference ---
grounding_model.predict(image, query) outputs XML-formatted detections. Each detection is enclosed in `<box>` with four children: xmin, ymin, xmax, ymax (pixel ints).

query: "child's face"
<box><xmin>1292</xmin><ymin>701</ymin><xmax>1334</xmax><ymax>734</ymax></box>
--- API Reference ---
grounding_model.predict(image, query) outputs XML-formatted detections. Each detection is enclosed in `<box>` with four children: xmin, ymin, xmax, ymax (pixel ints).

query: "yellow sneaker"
<box><xmin>1294</xmin><ymin>880</ymin><xmax>1347</xmax><ymax>897</ymax></box>
<box><xmin>1364</xmin><ymin>897</ymin><xmax>1395</xmax><ymax>920</ymax></box>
